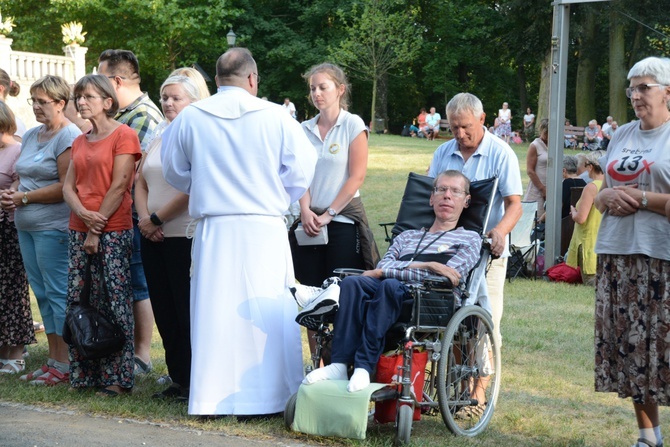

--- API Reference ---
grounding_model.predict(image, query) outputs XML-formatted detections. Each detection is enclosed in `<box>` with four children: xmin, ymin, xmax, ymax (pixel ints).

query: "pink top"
<box><xmin>0</xmin><ymin>142</ymin><xmax>21</xmax><ymax>222</ymax></box>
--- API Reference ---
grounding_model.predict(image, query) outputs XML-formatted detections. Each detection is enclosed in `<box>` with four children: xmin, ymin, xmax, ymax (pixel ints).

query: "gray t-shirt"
<box><xmin>595</xmin><ymin>119</ymin><xmax>670</xmax><ymax>261</ymax></box>
<box><xmin>14</xmin><ymin>123</ymin><xmax>81</xmax><ymax>232</ymax></box>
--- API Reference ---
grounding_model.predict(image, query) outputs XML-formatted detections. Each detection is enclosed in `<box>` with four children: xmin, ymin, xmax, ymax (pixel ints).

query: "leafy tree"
<box><xmin>330</xmin><ymin>0</ymin><xmax>422</xmax><ymax>131</ymax></box>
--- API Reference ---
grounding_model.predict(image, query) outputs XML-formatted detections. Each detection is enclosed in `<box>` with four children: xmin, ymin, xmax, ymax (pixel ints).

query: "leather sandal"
<box><xmin>20</xmin><ymin>363</ymin><xmax>49</xmax><ymax>381</ymax></box>
<box><xmin>30</xmin><ymin>367</ymin><xmax>69</xmax><ymax>386</ymax></box>
<box><xmin>634</xmin><ymin>438</ymin><xmax>664</xmax><ymax>447</ymax></box>
<box><xmin>0</xmin><ymin>359</ymin><xmax>25</xmax><ymax>374</ymax></box>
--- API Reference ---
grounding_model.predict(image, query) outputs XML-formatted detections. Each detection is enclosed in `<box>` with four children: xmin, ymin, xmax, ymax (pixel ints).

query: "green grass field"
<box><xmin>0</xmin><ymin>133</ymin><xmax>658</xmax><ymax>446</ymax></box>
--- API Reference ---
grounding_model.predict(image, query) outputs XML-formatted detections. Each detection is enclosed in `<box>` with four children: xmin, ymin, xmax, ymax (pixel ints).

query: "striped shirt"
<box><xmin>379</xmin><ymin>227</ymin><xmax>482</xmax><ymax>290</ymax></box>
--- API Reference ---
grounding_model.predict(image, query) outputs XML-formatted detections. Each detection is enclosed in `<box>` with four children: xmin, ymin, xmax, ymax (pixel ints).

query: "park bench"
<box><xmin>564</xmin><ymin>125</ymin><xmax>585</xmax><ymax>149</ymax></box>
<box><xmin>435</xmin><ymin>119</ymin><xmax>451</xmax><ymax>139</ymax></box>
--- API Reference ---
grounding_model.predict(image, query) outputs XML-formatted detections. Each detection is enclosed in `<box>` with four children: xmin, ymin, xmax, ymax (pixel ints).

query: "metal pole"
<box><xmin>545</xmin><ymin>2</ymin><xmax>570</xmax><ymax>269</ymax></box>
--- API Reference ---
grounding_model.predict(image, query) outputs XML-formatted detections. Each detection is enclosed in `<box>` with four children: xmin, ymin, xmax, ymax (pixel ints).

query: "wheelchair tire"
<box><xmin>395</xmin><ymin>404</ymin><xmax>413</xmax><ymax>446</ymax></box>
<box><xmin>284</xmin><ymin>392</ymin><xmax>298</xmax><ymax>430</ymax></box>
<box><xmin>436</xmin><ymin>305</ymin><xmax>501</xmax><ymax>437</ymax></box>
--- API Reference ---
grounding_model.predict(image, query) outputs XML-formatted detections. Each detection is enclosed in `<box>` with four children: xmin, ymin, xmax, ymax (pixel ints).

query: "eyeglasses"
<box><xmin>106</xmin><ymin>75</ymin><xmax>127</xmax><ymax>81</ymax></box>
<box><xmin>249</xmin><ymin>72</ymin><xmax>260</xmax><ymax>85</ymax></box>
<box><xmin>27</xmin><ymin>98</ymin><xmax>57</xmax><ymax>106</ymax></box>
<box><xmin>75</xmin><ymin>95</ymin><xmax>104</xmax><ymax>102</ymax></box>
<box><xmin>433</xmin><ymin>186</ymin><xmax>467</xmax><ymax>197</ymax></box>
<box><xmin>625</xmin><ymin>83</ymin><xmax>666</xmax><ymax>98</ymax></box>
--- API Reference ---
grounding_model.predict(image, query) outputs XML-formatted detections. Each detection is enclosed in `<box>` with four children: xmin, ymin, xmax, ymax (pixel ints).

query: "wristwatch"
<box><xmin>150</xmin><ymin>212</ymin><xmax>163</xmax><ymax>226</ymax></box>
<box><xmin>327</xmin><ymin>207</ymin><xmax>337</xmax><ymax>217</ymax></box>
<box><xmin>641</xmin><ymin>191</ymin><xmax>648</xmax><ymax>209</ymax></box>
<box><xmin>21</xmin><ymin>192</ymin><xmax>28</xmax><ymax>205</ymax></box>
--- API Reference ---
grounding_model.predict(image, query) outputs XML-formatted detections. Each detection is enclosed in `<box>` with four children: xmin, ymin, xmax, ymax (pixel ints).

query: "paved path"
<box><xmin>0</xmin><ymin>402</ymin><xmax>314</xmax><ymax>447</ymax></box>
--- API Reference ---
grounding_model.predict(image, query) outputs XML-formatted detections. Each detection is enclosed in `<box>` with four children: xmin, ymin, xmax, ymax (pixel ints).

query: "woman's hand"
<box><xmin>77</xmin><ymin>209</ymin><xmax>108</xmax><ymax>234</ymax></box>
<box><xmin>300</xmin><ymin>208</ymin><xmax>324</xmax><ymax>237</ymax></box>
<box><xmin>138</xmin><ymin>216</ymin><xmax>160</xmax><ymax>239</ymax></box>
<box><xmin>605</xmin><ymin>185</ymin><xmax>640</xmax><ymax>216</ymax></box>
<box><xmin>147</xmin><ymin>227</ymin><xmax>164</xmax><ymax>243</ymax></box>
<box><xmin>83</xmin><ymin>232</ymin><xmax>100</xmax><ymax>254</ymax></box>
<box><xmin>570</xmin><ymin>205</ymin><xmax>578</xmax><ymax>221</ymax></box>
<box><xmin>0</xmin><ymin>189</ymin><xmax>17</xmax><ymax>210</ymax></box>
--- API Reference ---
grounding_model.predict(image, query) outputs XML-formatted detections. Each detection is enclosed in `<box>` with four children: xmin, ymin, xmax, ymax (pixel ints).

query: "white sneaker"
<box><xmin>295</xmin><ymin>284</ymin><xmax>340</xmax><ymax>330</ymax></box>
<box><xmin>291</xmin><ymin>284</ymin><xmax>325</xmax><ymax>308</ymax></box>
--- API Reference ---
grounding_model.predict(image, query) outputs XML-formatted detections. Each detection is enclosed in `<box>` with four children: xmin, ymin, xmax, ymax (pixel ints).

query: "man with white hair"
<box><xmin>427</xmin><ymin>92</ymin><xmax>523</xmax><ymax>347</ymax></box>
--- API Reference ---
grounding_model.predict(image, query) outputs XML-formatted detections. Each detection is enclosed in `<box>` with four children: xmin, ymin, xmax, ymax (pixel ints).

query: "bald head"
<box><xmin>215</xmin><ymin>48</ymin><xmax>258</xmax><ymax>91</ymax></box>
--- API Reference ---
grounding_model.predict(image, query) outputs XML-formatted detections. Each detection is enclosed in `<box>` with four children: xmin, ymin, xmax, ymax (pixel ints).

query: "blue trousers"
<box><xmin>331</xmin><ymin>276</ymin><xmax>411</xmax><ymax>374</ymax></box>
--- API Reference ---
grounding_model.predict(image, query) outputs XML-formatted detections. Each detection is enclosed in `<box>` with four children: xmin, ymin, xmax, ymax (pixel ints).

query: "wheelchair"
<box><xmin>285</xmin><ymin>173</ymin><xmax>501</xmax><ymax>444</ymax></box>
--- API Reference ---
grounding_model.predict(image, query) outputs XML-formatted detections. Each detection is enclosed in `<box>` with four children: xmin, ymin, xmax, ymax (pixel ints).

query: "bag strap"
<box><xmin>79</xmin><ymin>254</ymin><xmax>94</xmax><ymax>306</ymax></box>
<box><xmin>79</xmin><ymin>252</ymin><xmax>109</xmax><ymax>306</ymax></box>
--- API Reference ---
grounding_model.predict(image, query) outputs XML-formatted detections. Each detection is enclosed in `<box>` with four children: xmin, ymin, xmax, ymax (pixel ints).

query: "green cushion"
<box><xmin>292</xmin><ymin>380</ymin><xmax>386</xmax><ymax>440</ymax></box>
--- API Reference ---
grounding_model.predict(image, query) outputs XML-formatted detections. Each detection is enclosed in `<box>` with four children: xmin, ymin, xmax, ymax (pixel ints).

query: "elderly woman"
<box><xmin>0</xmin><ymin>102</ymin><xmax>35</xmax><ymax>374</ymax></box>
<box><xmin>135</xmin><ymin>74</ymin><xmax>207</xmax><ymax>400</ymax></box>
<box><xmin>594</xmin><ymin>56</ymin><xmax>670</xmax><ymax>447</ymax></box>
<box><xmin>524</xmin><ymin>118</ymin><xmax>548</xmax><ymax>213</ymax></box>
<box><xmin>566</xmin><ymin>151</ymin><xmax>603</xmax><ymax>286</ymax></box>
<box><xmin>560</xmin><ymin>155</ymin><xmax>587</xmax><ymax>219</ymax></box>
<box><xmin>496</xmin><ymin>102</ymin><xmax>512</xmax><ymax>144</ymax></box>
<box><xmin>62</xmin><ymin>75</ymin><xmax>141</xmax><ymax>396</ymax></box>
<box><xmin>1</xmin><ymin>76</ymin><xmax>80</xmax><ymax>384</ymax></box>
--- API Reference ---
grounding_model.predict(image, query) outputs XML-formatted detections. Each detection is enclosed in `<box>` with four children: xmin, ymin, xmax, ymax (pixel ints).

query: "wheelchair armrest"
<box><xmin>333</xmin><ymin>268</ymin><xmax>366</xmax><ymax>278</ymax></box>
<box><xmin>378</xmin><ymin>222</ymin><xmax>395</xmax><ymax>244</ymax></box>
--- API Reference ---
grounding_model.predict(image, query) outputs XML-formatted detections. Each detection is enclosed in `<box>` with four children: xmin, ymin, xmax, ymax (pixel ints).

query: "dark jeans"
<box><xmin>292</xmin><ymin>221</ymin><xmax>364</xmax><ymax>287</ymax></box>
<box><xmin>331</xmin><ymin>276</ymin><xmax>411</xmax><ymax>374</ymax></box>
<box><xmin>140</xmin><ymin>236</ymin><xmax>192</xmax><ymax>387</ymax></box>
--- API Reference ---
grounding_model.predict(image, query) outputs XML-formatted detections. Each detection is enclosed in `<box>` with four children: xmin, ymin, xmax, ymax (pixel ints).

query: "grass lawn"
<box><xmin>1</xmin><ymin>133</ymin><xmax>656</xmax><ymax>446</ymax></box>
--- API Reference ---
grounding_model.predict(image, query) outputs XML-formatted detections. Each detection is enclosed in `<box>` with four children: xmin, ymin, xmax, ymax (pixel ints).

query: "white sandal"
<box><xmin>0</xmin><ymin>359</ymin><xmax>26</xmax><ymax>374</ymax></box>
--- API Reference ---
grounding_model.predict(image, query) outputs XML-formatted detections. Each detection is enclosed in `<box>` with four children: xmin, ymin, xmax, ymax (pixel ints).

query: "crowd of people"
<box><xmin>0</xmin><ymin>45</ymin><xmax>669</xmax><ymax>447</ymax></box>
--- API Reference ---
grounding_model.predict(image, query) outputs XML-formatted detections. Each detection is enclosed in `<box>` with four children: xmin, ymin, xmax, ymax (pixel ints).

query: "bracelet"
<box><xmin>150</xmin><ymin>212</ymin><xmax>163</xmax><ymax>226</ymax></box>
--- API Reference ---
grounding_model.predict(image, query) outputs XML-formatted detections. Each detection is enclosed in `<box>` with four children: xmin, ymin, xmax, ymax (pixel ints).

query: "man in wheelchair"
<box><xmin>302</xmin><ymin>170</ymin><xmax>482</xmax><ymax>392</ymax></box>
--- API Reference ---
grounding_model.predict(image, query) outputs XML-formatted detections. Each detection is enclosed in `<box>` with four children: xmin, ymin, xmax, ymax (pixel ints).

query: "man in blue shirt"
<box><xmin>427</xmin><ymin>93</ymin><xmax>522</xmax><ymax>348</ymax></box>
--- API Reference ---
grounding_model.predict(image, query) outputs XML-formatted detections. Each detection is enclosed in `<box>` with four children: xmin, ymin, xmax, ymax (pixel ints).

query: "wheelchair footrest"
<box><xmin>370</xmin><ymin>385</ymin><xmax>398</xmax><ymax>402</ymax></box>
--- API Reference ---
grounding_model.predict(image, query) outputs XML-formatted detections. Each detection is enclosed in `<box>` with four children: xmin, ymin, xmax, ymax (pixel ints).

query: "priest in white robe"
<box><xmin>161</xmin><ymin>48</ymin><xmax>316</xmax><ymax>416</ymax></box>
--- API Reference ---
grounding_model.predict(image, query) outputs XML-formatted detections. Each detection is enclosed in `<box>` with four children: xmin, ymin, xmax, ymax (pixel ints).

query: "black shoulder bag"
<box><xmin>62</xmin><ymin>253</ymin><xmax>126</xmax><ymax>360</ymax></box>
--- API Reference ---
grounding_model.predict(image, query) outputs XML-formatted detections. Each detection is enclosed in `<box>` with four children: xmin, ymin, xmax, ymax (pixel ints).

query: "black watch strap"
<box><xmin>150</xmin><ymin>212</ymin><xmax>163</xmax><ymax>226</ymax></box>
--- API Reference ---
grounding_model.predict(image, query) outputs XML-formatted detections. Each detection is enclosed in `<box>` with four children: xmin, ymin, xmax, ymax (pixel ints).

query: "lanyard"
<box><xmin>409</xmin><ymin>229</ymin><xmax>448</xmax><ymax>263</ymax></box>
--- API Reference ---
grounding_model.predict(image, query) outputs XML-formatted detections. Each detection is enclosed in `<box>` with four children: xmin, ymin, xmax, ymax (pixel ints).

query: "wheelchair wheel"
<box><xmin>284</xmin><ymin>392</ymin><xmax>298</xmax><ymax>429</ymax></box>
<box><xmin>395</xmin><ymin>403</ymin><xmax>413</xmax><ymax>446</ymax></box>
<box><xmin>436</xmin><ymin>305</ymin><xmax>501</xmax><ymax>437</ymax></box>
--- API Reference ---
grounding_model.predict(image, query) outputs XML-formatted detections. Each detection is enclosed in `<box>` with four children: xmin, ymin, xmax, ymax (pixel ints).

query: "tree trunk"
<box><xmin>370</xmin><ymin>73</ymin><xmax>378</xmax><ymax>132</ymax></box>
<box><xmin>517</xmin><ymin>64</ymin><xmax>528</xmax><ymax>115</ymax></box>
<box><xmin>609</xmin><ymin>1</ymin><xmax>627</xmax><ymax>125</ymax></box>
<box><xmin>537</xmin><ymin>49</ymin><xmax>551</xmax><ymax>123</ymax></box>
<box><xmin>377</xmin><ymin>72</ymin><xmax>388</xmax><ymax>132</ymax></box>
<box><xmin>575</xmin><ymin>9</ymin><xmax>597</xmax><ymax>127</ymax></box>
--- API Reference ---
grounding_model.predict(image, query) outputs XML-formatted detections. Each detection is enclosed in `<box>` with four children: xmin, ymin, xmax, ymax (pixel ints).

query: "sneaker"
<box><xmin>295</xmin><ymin>284</ymin><xmax>340</xmax><ymax>330</ymax></box>
<box><xmin>291</xmin><ymin>284</ymin><xmax>324</xmax><ymax>308</ymax></box>
<box><xmin>290</xmin><ymin>276</ymin><xmax>342</xmax><ymax>308</ymax></box>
